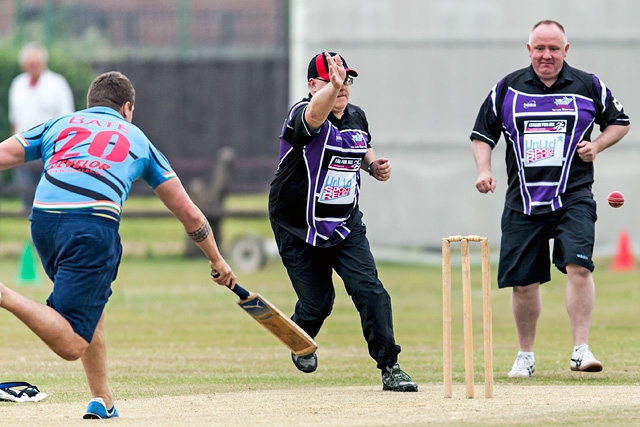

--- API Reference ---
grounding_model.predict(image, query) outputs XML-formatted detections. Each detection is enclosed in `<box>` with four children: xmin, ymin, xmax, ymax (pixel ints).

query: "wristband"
<box><xmin>367</xmin><ymin>162</ymin><xmax>374</xmax><ymax>176</ymax></box>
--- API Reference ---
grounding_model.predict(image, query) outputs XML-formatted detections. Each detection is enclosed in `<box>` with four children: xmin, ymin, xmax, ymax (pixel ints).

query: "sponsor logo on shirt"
<box><xmin>48</xmin><ymin>159</ymin><xmax>110</xmax><ymax>176</ymax></box>
<box><xmin>552</xmin><ymin>96</ymin><xmax>575</xmax><ymax>112</ymax></box>
<box><xmin>322</xmin><ymin>176</ymin><xmax>353</xmax><ymax>200</ymax></box>
<box><xmin>613</xmin><ymin>98</ymin><xmax>623</xmax><ymax>112</ymax></box>
<box><xmin>348</xmin><ymin>131</ymin><xmax>368</xmax><ymax>148</ymax></box>
<box><xmin>524</xmin><ymin>121</ymin><xmax>566</xmax><ymax>132</ymax></box>
<box><xmin>523</xmin><ymin>100</ymin><xmax>537</xmax><ymax>108</ymax></box>
<box><xmin>329</xmin><ymin>157</ymin><xmax>359</xmax><ymax>172</ymax></box>
<box><xmin>523</xmin><ymin>120</ymin><xmax>566</xmax><ymax>167</ymax></box>
<box><xmin>319</xmin><ymin>156</ymin><xmax>358</xmax><ymax>204</ymax></box>
<box><xmin>526</xmin><ymin>145</ymin><xmax>556</xmax><ymax>164</ymax></box>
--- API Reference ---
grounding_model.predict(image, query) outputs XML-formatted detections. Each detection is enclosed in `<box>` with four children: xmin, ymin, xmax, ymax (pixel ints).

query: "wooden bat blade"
<box><xmin>230</xmin><ymin>284</ymin><xmax>317</xmax><ymax>356</ymax></box>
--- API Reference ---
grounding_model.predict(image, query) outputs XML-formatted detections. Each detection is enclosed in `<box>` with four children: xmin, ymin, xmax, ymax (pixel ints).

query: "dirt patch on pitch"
<box><xmin>2</xmin><ymin>384</ymin><xmax>639</xmax><ymax>426</ymax></box>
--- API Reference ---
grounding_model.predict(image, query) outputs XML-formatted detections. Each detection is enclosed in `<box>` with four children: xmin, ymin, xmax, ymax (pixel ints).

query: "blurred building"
<box><xmin>0</xmin><ymin>0</ymin><xmax>290</xmax><ymax>197</ymax></box>
<box><xmin>3</xmin><ymin>0</ymin><xmax>639</xmax><ymax>255</ymax></box>
<box><xmin>291</xmin><ymin>0</ymin><xmax>640</xmax><ymax>255</ymax></box>
<box><xmin>1</xmin><ymin>0</ymin><xmax>287</xmax><ymax>58</ymax></box>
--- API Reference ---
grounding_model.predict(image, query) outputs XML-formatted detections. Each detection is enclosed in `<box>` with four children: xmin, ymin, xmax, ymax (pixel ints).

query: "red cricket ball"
<box><xmin>607</xmin><ymin>191</ymin><xmax>625</xmax><ymax>208</ymax></box>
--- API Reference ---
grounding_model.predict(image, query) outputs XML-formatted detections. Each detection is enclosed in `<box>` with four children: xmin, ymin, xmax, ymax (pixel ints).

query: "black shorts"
<box><xmin>497</xmin><ymin>198</ymin><xmax>597</xmax><ymax>288</ymax></box>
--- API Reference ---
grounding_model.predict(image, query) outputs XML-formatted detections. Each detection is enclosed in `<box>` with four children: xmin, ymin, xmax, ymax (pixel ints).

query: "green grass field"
<box><xmin>1</xmin><ymin>198</ymin><xmax>640</xmax><ymax>424</ymax></box>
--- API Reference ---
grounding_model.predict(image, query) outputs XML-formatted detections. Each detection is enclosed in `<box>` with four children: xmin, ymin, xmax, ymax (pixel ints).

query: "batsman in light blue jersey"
<box><xmin>0</xmin><ymin>71</ymin><xmax>236</xmax><ymax>419</ymax></box>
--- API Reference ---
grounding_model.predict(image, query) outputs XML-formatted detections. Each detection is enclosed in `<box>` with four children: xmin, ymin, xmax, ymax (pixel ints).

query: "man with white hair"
<box><xmin>9</xmin><ymin>42</ymin><xmax>74</xmax><ymax>211</ymax></box>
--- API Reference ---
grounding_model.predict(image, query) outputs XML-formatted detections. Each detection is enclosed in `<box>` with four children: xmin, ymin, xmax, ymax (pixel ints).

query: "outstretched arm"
<box><xmin>154</xmin><ymin>178</ymin><xmax>236</xmax><ymax>287</ymax></box>
<box><xmin>0</xmin><ymin>136</ymin><xmax>26</xmax><ymax>171</ymax></box>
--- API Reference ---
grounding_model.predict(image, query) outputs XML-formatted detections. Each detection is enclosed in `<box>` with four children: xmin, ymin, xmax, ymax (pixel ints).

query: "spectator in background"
<box><xmin>9</xmin><ymin>42</ymin><xmax>75</xmax><ymax>212</ymax></box>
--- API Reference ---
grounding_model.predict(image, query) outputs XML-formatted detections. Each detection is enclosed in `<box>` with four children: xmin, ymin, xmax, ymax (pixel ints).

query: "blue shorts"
<box><xmin>497</xmin><ymin>198</ymin><xmax>597</xmax><ymax>288</ymax></box>
<box><xmin>30</xmin><ymin>210</ymin><xmax>122</xmax><ymax>343</ymax></box>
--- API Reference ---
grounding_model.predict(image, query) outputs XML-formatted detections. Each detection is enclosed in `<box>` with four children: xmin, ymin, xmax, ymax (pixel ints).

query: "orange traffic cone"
<box><xmin>611</xmin><ymin>230</ymin><xmax>636</xmax><ymax>272</ymax></box>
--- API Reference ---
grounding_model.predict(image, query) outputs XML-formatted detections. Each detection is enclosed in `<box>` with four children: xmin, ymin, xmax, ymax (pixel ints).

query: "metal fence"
<box><xmin>1</xmin><ymin>0</ymin><xmax>288</xmax><ymax>59</ymax></box>
<box><xmin>0</xmin><ymin>0</ymin><xmax>290</xmax><ymax>196</ymax></box>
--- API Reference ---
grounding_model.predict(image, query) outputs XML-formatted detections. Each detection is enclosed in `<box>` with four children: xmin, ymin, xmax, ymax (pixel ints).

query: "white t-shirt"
<box><xmin>9</xmin><ymin>69</ymin><xmax>75</xmax><ymax>133</ymax></box>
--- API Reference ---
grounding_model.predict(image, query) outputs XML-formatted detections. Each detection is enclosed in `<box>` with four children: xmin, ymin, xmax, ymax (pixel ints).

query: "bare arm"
<box><xmin>361</xmin><ymin>147</ymin><xmax>391</xmax><ymax>181</ymax></box>
<box><xmin>154</xmin><ymin>177</ymin><xmax>236</xmax><ymax>287</ymax></box>
<box><xmin>576</xmin><ymin>124</ymin><xmax>630</xmax><ymax>162</ymax></box>
<box><xmin>0</xmin><ymin>136</ymin><xmax>26</xmax><ymax>171</ymax></box>
<box><xmin>472</xmin><ymin>139</ymin><xmax>496</xmax><ymax>193</ymax></box>
<box><xmin>304</xmin><ymin>53</ymin><xmax>346</xmax><ymax>130</ymax></box>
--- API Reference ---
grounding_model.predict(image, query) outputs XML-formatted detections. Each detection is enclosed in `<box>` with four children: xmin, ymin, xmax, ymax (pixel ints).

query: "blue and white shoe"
<box><xmin>0</xmin><ymin>381</ymin><xmax>47</xmax><ymax>402</ymax></box>
<box><xmin>83</xmin><ymin>397</ymin><xmax>119</xmax><ymax>419</ymax></box>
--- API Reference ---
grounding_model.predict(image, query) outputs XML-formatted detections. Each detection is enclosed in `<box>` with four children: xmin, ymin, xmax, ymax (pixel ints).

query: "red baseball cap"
<box><xmin>307</xmin><ymin>52</ymin><xmax>359</xmax><ymax>81</ymax></box>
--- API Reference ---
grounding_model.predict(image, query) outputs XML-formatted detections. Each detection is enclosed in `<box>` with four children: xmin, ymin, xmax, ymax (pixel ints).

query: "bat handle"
<box><xmin>227</xmin><ymin>283</ymin><xmax>250</xmax><ymax>300</ymax></box>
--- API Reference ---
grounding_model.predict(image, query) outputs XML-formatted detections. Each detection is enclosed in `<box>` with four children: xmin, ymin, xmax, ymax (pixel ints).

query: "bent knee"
<box><xmin>55</xmin><ymin>340</ymin><xmax>89</xmax><ymax>361</ymax></box>
<box><xmin>307</xmin><ymin>305</ymin><xmax>333</xmax><ymax>319</ymax></box>
<box><xmin>57</xmin><ymin>348</ymin><xmax>84</xmax><ymax>361</ymax></box>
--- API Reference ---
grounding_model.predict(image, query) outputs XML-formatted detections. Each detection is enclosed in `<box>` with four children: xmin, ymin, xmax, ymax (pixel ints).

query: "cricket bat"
<box><xmin>227</xmin><ymin>283</ymin><xmax>317</xmax><ymax>356</ymax></box>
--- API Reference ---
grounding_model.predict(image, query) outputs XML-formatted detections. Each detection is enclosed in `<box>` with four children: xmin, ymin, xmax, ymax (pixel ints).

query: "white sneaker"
<box><xmin>508</xmin><ymin>352</ymin><xmax>535</xmax><ymax>378</ymax></box>
<box><xmin>570</xmin><ymin>345</ymin><xmax>603</xmax><ymax>372</ymax></box>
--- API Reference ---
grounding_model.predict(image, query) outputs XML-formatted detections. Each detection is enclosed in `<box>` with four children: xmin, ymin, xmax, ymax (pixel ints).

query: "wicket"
<box><xmin>442</xmin><ymin>235</ymin><xmax>493</xmax><ymax>399</ymax></box>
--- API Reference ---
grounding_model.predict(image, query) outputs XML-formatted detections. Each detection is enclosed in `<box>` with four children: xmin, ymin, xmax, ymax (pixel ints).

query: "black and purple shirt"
<box><xmin>269</xmin><ymin>98</ymin><xmax>371</xmax><ymax>247</ymax></box>
<box><xmin>471</xmin><ymin>63</ymin><xmax>629</xmax><ymax>215</ymax></box>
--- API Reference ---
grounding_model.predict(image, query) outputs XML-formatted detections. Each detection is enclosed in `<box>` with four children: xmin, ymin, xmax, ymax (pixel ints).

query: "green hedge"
<box><xmin>0</xmin><ymin>48</ymin><xmax>21</xmax><ymax>140</ymax></box>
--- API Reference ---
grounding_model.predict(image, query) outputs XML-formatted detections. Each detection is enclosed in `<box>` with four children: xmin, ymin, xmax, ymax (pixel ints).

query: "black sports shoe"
<box><xmin>382</xmin><ymin>364</ymin><xmax>418</xmax><ymax>392</ymax></box>
<box><xmin>291</xmin><ymin>352</ymin><xmax>317</xmax><ymax>373</ymax></box>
